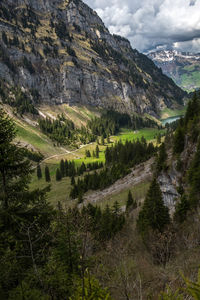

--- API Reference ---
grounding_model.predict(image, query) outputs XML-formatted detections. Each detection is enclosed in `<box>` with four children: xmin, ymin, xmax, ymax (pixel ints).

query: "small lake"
<box><xmin>161</xmin><ymin>115</ymin><xmax>182</xmax><ymax>125</ymax></box>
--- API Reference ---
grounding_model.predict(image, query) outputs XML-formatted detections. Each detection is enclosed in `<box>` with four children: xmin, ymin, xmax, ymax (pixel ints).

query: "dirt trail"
<box><xmin>83</xmin><ymin>157</ymin><xmax>154</xmax><ymax>205</ymax></box>
<box><xmin>41</xmin><ymin>143</ymin><xmax>93</xmax><ymax>163</ymax></box>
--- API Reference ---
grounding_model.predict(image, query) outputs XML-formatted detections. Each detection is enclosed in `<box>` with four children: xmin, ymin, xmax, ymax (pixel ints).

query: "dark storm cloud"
<box><xmin>83</xmin><ymin>0</ymin><xmax>200</xmax><ymax>53</ymax></box>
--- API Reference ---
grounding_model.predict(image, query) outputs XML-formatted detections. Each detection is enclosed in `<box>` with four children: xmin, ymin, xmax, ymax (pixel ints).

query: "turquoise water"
<box><xmin>161</xmin><ymin>115</ymin><xmax>182</xmax><ymax>125</ymax></box>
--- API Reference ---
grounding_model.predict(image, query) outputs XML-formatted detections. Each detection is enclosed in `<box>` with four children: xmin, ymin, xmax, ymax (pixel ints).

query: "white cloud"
<box><xmin>83</xmin><ymin>0</ymin><xmax>200</xmax><ymax>53</ymax></box>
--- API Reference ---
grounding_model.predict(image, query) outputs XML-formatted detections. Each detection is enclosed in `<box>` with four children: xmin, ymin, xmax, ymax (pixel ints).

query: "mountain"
<box><xmin>148</xmin><ymin>50</ymin><xmax>200</xmax><ymax>92</ymax></box>
<box><xmin>0</xmin><ymin>0</ymin><xmax>185</xmax><ymax>118</ymax></box>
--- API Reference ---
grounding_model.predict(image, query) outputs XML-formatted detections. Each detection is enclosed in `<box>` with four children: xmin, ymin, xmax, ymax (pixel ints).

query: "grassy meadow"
<box><xmin>29</xmin><ymin>127</ymin><xmax>164</xmax><ymax>207</ymax></box>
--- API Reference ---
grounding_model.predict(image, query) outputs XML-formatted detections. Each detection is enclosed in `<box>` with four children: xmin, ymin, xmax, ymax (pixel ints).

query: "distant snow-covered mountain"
<box><xmin>148</xmin><ymin>50</ymin><xmax>200</xmax><ymax>91</ymax></box>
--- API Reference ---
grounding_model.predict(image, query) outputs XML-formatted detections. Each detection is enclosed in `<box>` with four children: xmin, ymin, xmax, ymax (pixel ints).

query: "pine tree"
<box><xmin>71</xmin><ymin>176</ymin><xmax>75</xmax><ymax>185</ymax></box>
<box><xmin>188</xmin><ymin>140</ymin><xmax>200</xmax><ymax>206</ymax></box>
<box><xmin>137</xmin><ymin>178</ymin><xmax>170</xmax><ymax>235</ymax></box>
<box><xmin>45</xmin><ymin>165</ymin><xmax>51</xmax><ymax>182</ymax></box>
<box><xmin>126</xmin><ymin>190</ymin><xmax>134</xmax><ymax>209</ymax></box>
<box><xmin>0</xmin><ymin>109</ymin><xmax>53</xmax><ymax>296</ymax></box>
<box><xmin>37</xmin><ymin>164</ymin><xmax>42</xmax><ymax>180</ymax></box>
<box><xmin>56</xmin><ymin>168</ymin><xmax>62</xmax><ymax>181</ymax></box>
<box><xmin>95</xmin><ymin>145</ymin><xmax>99</xmax><ymax>158</ymax></box>
<box><xmin>156</xmin><ymin>142</ymin><xmax>168</xmax><ymax>172</ymax></box>
<box><xmin>0</xmin><ymin>108</ymin><xmax>32</xmax><ymax>208</ymax></box>
<box><xmin>78</xmin><ymin>191</ymin><xmax>83</xmax><ymax>203</ymax></box>
<box><xmin>174</xmin><ymin>194</ymin><xmax>190</xmax><ymax>223</ymax></box>
<box><xmin>60</xmin><ymin>159</ymin><xmax>65</xmax><ymax>177</ymax></box>
<box><xmin>65</xmin><ymin>160</ymin><xmax>69</xmax><ymax>176</ymax></box>
<box><xmin>173</xmin><ymin>126</ymin><xmax>185</xmax><ymax>154</ymax></box>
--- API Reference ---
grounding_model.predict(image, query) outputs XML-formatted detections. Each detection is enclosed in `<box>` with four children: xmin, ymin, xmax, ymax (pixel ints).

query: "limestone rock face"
<box><xmin>0</xmin><ymin>0</ymin><xmax>185</xmax><ymax>116</ymax></box>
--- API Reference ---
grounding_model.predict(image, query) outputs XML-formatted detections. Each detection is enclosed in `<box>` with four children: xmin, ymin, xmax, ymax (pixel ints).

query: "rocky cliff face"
<box><xmin>0</xmin><ymin>0</ymin><xmax>185</xmax><ymax>117</ymax></box>
<box><xmin>148</xmin><ymin>50</ymin><xmax>200</xmax><ymax>92</ymax></box>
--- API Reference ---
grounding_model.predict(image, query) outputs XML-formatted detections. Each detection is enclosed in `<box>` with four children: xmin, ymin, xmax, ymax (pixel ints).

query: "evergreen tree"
<box><xmin>37</xmin><ymin>164</ymin><xmax>42</xmax><ymax>180</ymax></box>
<box><xmin>71</xmin><ymin>176</ymin><xmax>75</xmax><ymax>185</ymax></box>
<box><xmin>65</xmin><ymin>160</ymin><xmax>69</xmax><ymax>176</ymax></box>
<box><xmin>60</xmin><ymin>159</ymin><xmax>65</xmax><ymax>177</ymax></box>
<box><xmin>174</xmin><ymin>194</ymin><xmax>190</xmax><ymax>223</ymax></box>
<box><xmin>188</xmin><ymin>140</ymin><xmax>200</xmax><ymax>206</ymax></box>
<box><xmin>95</xmin><ymin>145</ymin><xmax>100</xmax><ymax>158</ymax></box>
<box><xmin>137</xmin><ymin>178</ymin><xmax>170</xmax><ymax>235</ymax></box>
<box><xmin>126</xmin><ymin>190</ymin><xmax>137</xmax><ymax>211</ymax></box>
<box><xmin>0</xmin><ymin>109</ymin><xmax>53</xmax><ymax>297</ymax></box>
<box><xmin>45</xmin><ymin>165</ymin><xmax>51</xmax><ymax>182</ymax></box>
<box><xmin>56</xmin><ymin>168</ymin><xmax>62</xmax><ymax>181</ymax></box>
<box><xmin>157</xmin><ymin>133</ymin><xmax>161</xmax><ymax>144</ymax></box>
<box><xmin>78</xmin><ymin>191</ymin><xmax>83</xmax><ymax>203</ymax></box>
<box><xmin>156</xmin><ymin>142</ymin><xmax>168</xmax><ymax>172</ymax></box>
<box><xmin>126</xmin><ymin>190</ymin><xmax>134</xmax><ymax>209</ymax></box>
<box><xmin>173</xmin><ymin>126</ymin><xmax>185</xmax><ymax>154</ymax></box>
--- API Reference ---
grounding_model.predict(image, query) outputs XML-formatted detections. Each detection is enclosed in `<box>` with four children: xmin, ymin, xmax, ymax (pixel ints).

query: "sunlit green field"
<box><xmin>30</xmin><ymin>126</ymin><xmax>163</xmax><ymax>207</ymax></box>
<box><xmin>112</xmin><ymin>128</ymin><xmax>165</xmax><ymax>143</ymax></box>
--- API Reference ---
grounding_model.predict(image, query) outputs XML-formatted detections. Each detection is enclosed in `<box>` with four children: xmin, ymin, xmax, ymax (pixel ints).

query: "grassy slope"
<box><xmin>30</xmin><ymin>127</ymin><xmax>165</xmax><ymax>207</ymax></box>
<box><xmin>160</xmin><ymin>107</ymin><xmax>186</xmax><ymax>119</ymax></box>
<box><xmin>20</xmin><ymin>105</ymin><xmax>184</xmax><ymax>208</ymax></box>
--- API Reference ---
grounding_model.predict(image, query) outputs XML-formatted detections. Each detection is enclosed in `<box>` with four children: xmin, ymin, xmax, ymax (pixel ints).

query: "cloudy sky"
<box><xmin>84</xmin><ymin>0</ymin><xmax>200</xmax><ymax>53</ymax></box>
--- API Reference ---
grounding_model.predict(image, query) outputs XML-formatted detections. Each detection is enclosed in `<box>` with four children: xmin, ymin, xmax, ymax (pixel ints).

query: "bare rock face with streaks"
<box><xmin>0</xmin><ymin>0</ymin><xmax>185</xmax><ymax>116</ymax></box>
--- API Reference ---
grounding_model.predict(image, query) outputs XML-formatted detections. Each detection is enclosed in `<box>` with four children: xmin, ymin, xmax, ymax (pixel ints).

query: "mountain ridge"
<box><xmin>148</xmin><ymin>49</ymin><xmax>200</xmax><ymax>92</ymax></box>
<box><xmin>0</xmin><ymin>0</ymin><xmax>185</xmax><ymax>117</ymax></box>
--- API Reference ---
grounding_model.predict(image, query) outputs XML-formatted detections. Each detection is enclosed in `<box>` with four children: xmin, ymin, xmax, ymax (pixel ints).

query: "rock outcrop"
<box><xmin>0</xmin><ymin>0</ymin><xmax>185</xmax><ymax>116</ymax></box>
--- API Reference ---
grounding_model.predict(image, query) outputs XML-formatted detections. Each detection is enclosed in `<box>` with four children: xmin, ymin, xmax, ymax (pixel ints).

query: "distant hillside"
<box><xmin>148</xmin><ymin>50</ymin><xmax>200</xmax><ymax>92</ymax></box>
<box><xmin>0</xmin><ymin>0</ymin><xmax>185</xmax><ymax>118</ymax></box>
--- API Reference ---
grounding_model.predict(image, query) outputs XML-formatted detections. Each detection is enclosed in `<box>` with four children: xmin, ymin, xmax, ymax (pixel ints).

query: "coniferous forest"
<box><xmin>2</xmin><ymin>92</ymin><xmax>200</xmax><ymax>298</ymax></box>
<box><xmin>1</xmin><ymin>0</ymin><xmax>200</xmax><ymax>298</ymax></box>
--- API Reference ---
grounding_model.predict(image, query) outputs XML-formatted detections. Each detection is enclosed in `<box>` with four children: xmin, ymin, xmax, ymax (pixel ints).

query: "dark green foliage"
<box><xmin>105</xmin><ymin>138</ymin><xmax>156</xmax><ymax>167</ymax></box>
<box><xmin>96</xmin><ymin>145</ymin><xmax>99</xmax><ymax>158</ymax></box>
<box><xmin>56</xmin><ymin>168</ymin><xmax>62</xmax><ymax>181</ymax></box>
<box><xmin>173</xmin><ymin>126</ymin><xmax>185</xmax><ymax>154</ymax></box>
<box><xmin>60</xmin><ymin>159</ymin><xmax>65</xmax><ymax>177</ymax></box>
<box><xmin>0</xmin><ymin>109</ymin><xmax>54</xmax><ymax>298</ymax></box>
<box><xmin>23</xmin><ymin>148</ymin><xmax>44</xmax><ymax>162</ymax></box>
<box><xmin>126</xmin><ymin>190</ymin><xmax>137</xmax><ymax>210</ymax></box>
<box><xmin>39</xmin><ymin>115</ymin><xmax>75</xmax><ymax>145</ymax></box>
<box><xmin>85</xmin><ymin>149</ymin><xmax>91</xmax><ymax>157</ymax></box>
<box><xmin>70</xmin><ymin>163</ymin><xmax>129</xmax><ymax>199</ymax></box>
<box><xmin>70</xmin><ymin>139</ymin><xmax>155</xmax><ymax>199</ymax></box>
<box><xmin>82</xmin><ymin>203</ymin><xmax>125</xmax><ymax>241</ymax></box>
<box><xmin>137</xmin><ymin>178</ymin><xmax>170</xmax><ymax>235</ymax></box>
<box><xmin>185</xmin><ymin>92</ymin><xmax>200</xmax><ymax>127</ymax></box>
<box><xmin>188</xmin><ymin>140</ymin><xmax>200</xmax><ymax>206</ymax></box>
<box><xmin>37</xmin><ymin>164</ymin><xmax>42</xmax><ymax>179</ymax></box>
<box><xmin>156</xmin><ymin>143</ymin><xmax>168</xmax><ymax>172</ymax></box>
<box><xmin>45</xmin><ymin>166</ymin><xmax>51</xmax><ymax>182</ymax></box>
<box><xmin>88</xmin><ymin>110</ymin><xmax>157</xmax><ymax>138</ymax></box>
<box><xmin>71</xmin><ymin>176</ymin><xmax>75</xmax><ymax>185</ymax></box>
<box><xmin>39</xmin><ymin>115</ymin><xmax>95</xmax><ymax>146</ymax></box>
<box><xmin>174</xmin><ymin>194</ymin><xmax>190</xmax><ymax>223</ymax></box>
<box><xmin>0</xmin><ymin>83</ymin><xmax>38</xmax><ymax>115</ymax></box>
